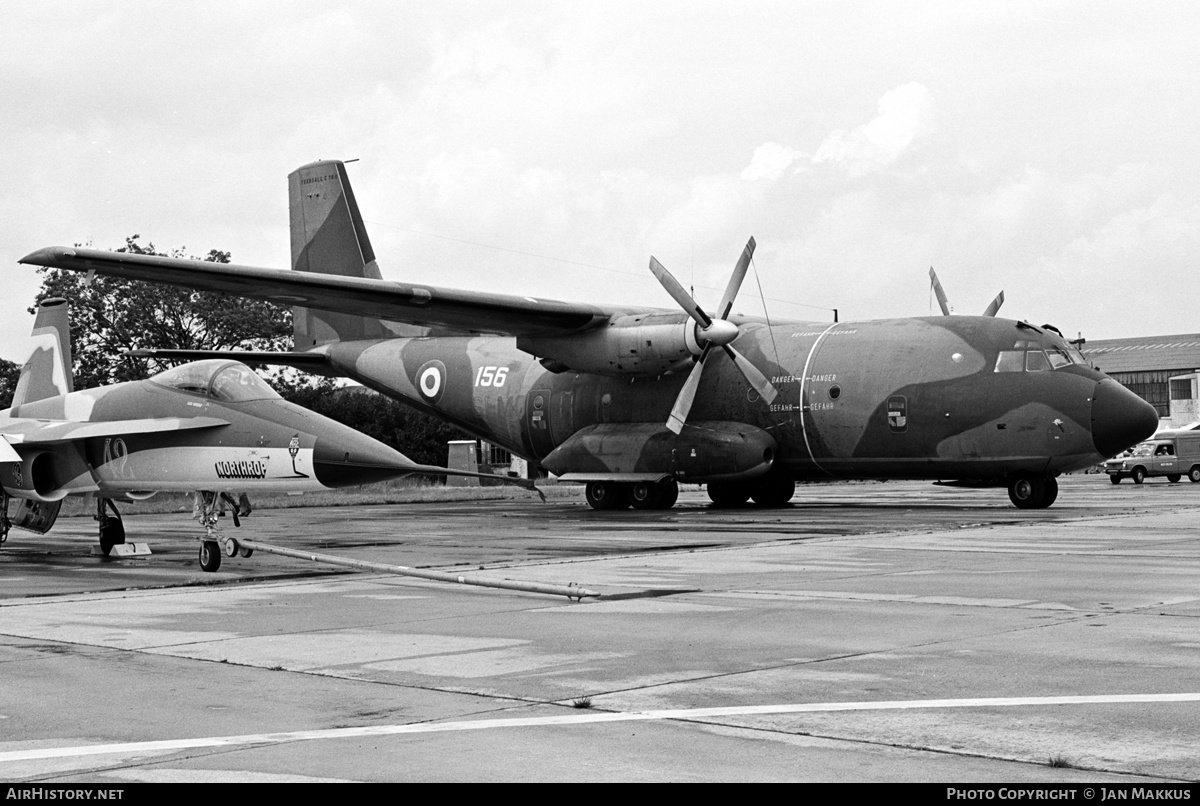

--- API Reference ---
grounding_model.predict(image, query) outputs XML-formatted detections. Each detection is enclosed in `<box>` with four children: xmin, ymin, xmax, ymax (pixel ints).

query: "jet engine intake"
<box><xmin>2</xmin><ymin>450</ymin><xmax>71</xmax><ymax>503</ymax></box>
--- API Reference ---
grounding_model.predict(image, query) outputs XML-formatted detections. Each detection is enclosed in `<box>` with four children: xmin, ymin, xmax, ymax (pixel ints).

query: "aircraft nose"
<box><xmin>1091</xmin><ymin>378</ymin><xmax>1159</xmax><ymax>458</ymax></box>
<box><xmin>312</xmin><ymin>428</ymin><xmax>418</xmax><ymax>488</ymax></box>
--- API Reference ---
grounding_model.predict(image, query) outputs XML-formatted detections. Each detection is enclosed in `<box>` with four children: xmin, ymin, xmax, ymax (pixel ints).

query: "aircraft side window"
<box><xmin>1025</xmin><ymin>350</ymin><xmax>1051</xmax><ymax>372</ymax></box>
<box><xmin>994</xmin><ymin>351</ymin><xmax>1024</xmax><ymax>372</ymax></box>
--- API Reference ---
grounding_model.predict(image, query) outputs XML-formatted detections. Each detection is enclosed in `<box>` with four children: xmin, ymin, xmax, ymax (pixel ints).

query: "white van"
<box><xmin>1105</xmin><ymin>430</ymin><xmax>1200</xmax><ymax>484</ymax></box>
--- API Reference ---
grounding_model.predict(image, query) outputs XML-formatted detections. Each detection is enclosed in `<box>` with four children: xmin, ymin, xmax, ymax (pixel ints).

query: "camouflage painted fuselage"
<box><xmin>317</xmin><ymin>313</ymin><xmax>1154</xmax><ymax>483</ymax></box>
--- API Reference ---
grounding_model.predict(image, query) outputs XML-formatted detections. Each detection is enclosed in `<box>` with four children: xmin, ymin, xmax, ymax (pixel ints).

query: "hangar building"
<box><xmin>1082</xmin><ymin>334</ymin><xmax>1200</xmax><ymax>427</ymax></box>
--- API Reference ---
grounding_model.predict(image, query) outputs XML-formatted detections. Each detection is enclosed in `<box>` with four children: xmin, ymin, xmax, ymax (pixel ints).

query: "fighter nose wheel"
<box><xmin>199</xmin><ymin>540</ymin><xmax>221</xmax><ymax>572</ymax></box>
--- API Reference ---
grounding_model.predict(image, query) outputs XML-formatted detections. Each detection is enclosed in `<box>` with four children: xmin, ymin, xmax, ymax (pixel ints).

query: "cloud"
<box><xmin>812</xmin><ymin>83</ymin><xmax>933</xmax><ymax>176</ymax></box>
<box><xmin>741</xmin><ymin>142</ymin><xmax>806</xmax><ymax>182</ymax></box>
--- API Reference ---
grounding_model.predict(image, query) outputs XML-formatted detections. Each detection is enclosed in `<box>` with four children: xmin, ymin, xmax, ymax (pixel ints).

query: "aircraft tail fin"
<box><xmin>11</xmin><ymin>297</ymin><xmax>73</xmax><ymax>411</ymax></box>
<box><xmin>289</xmin><ymin>160</ymin><xmax>426</xmax><ymax>347</ymax></box>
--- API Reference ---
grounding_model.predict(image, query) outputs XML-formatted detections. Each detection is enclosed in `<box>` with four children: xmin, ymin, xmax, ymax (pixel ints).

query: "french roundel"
<box><xmin>416</xmin><ymin>360</ymin><xmax>447</xmax><ymax>404</ymax></box>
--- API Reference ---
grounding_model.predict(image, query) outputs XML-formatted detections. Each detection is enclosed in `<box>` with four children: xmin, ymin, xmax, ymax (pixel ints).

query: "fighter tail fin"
<box><xmin>11</xmin><ymin>298</ymin><xmax>73</xmax><ymax>411</ymax></box>
<box><xmin>289</xmin><ymin>160</ymin><xmax>425</xmax><ymax>347</ymax></box>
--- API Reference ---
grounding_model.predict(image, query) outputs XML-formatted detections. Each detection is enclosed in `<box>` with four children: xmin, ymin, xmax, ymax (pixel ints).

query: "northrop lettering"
<box><xmin>214</xmin><ymin>459</ymin><xmax>267</xmax><ymax>480</ymax></box>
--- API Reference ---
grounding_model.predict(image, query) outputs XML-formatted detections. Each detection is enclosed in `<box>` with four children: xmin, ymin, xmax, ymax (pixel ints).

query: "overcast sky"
<box><xmin>3</xmin><ymin>1</ymin><xmax>1199</xmax><ymax>365</ymax></box>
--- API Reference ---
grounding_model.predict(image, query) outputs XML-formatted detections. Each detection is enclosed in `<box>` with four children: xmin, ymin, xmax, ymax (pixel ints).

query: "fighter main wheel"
<box><xmin>98</xmin><ymin>518</ymin><xmax>125</xmax><ymax>556</ymax></box>
<box><xmin>199</xmin><ymin>541</ymin><xmax>221</xmax><ymax>572</ymax></box>
<box><xmin>1132</xmin><ymin>467</ymin><xmax>1146</xmax><ymax>485</ymax></box>
<box><xmin>585</xmin><ymin>482</ymin><xmax>630</xmax><ymax>510</ymax></box>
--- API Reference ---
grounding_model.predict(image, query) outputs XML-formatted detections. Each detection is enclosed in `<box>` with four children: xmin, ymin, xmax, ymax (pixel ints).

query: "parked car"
<box><xmin>1105</xmin><ymin>431</ymin><xmax>1200</xmax><ymax>484</ymax></box>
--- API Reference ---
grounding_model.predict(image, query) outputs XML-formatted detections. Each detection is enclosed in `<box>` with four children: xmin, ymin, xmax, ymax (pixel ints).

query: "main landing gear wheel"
<box><xmin>199</xmin><ymin>540</ymin><xmax>221</xmax><ymax>572</ymax></box>
<box><xmin>97</xmin><ymin>499</ymin><xmax>125</xmax><ymax>556</ymax></box>
<box><xmin>750</xmin><ymin>474</ymin><xmax>796</xmax><ymax>507</ymax></box>
<box><xmin>1008</xmin><ymin>475</ymin><xmax>1057</xmax><ymax>509</ymax></box>
<box><xmin>707</xmin><ymin>480</ymin><xmax>751</xmax><ymax>507</ymax></box>
<box><xmin>585</xmin><ymin>481</ymin><xmax>631</xmax><ymax>510</ymax></box>
<box><xmin>629</xmin><ymin>480</ymin><xmax>679</xmax><ymax>510</ymax></box>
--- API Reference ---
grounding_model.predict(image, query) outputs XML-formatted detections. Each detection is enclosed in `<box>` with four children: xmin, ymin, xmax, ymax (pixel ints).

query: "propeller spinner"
<box><xmin>649</xmin><ymin>237</ymin><xmax>779</xmax><ymax>434</ymax></box>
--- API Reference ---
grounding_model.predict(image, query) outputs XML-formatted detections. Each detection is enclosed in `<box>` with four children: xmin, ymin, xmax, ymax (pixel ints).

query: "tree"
<box><xmin>32</xmin><ymin>236</ymin><xmax>293</xmax><ymax>389</ymax></box>
<box><xmin>0</xmin><ymin>358</ymin><xmax>19</xmax><ymax>410</ymax></box>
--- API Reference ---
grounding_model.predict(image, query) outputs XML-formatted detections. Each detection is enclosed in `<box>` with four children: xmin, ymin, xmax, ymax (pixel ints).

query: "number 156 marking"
<box><xmin>474</xmin><ymin>366</ymin><xmax>509</xmax><ymax>387</ymax></box>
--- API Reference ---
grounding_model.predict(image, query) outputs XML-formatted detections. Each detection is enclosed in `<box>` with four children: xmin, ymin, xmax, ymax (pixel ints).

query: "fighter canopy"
<box><xmin>649</xmin><ymin>237</ymin><xmax>779</xmax><ymax>433</ymax></box>
<box><xmin>150</xmin><ymin>360</ymin><xmax>281</xmax><ymax>402</ymax></box>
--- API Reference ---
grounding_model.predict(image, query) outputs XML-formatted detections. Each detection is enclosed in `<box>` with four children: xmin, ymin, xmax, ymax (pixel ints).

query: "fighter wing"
<box><xmin>21</xmin><ymin>247</ymin><xmax>627</xmax><ymax>338</ymax></box>
<box><xmin>1</xmin><ymin>416</ymin><xmax>228</xmax><ymax>446</ymax></box>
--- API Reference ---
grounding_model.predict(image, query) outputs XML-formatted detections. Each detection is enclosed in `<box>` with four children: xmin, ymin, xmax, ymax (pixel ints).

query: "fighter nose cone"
<box><xmin>313</xmin><ymin>429</ymin><xmax>418</xmax><ymax>488</ymax></box>
<box><xmin>1092</xmin><ymin>378</ymin><xmax>1159</xmax><ymax>458</ymax></box>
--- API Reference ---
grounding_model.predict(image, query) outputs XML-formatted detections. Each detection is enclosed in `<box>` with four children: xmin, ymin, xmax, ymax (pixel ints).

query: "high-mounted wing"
<box><xmin>20</xmin><ymin>247</ymin><xmax>629</xmax><ymax>339</ymax></box>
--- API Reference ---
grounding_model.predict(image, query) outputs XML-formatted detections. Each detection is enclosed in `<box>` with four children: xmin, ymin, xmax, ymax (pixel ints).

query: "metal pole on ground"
<box><xmin>235</xmin><ymin>539</ymin><xmax>599</xmax><ymax>601</ymax></box>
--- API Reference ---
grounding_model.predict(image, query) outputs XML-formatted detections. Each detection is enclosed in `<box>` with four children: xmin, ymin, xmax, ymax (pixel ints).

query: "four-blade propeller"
<box><xmin>649</xmin><ymin>237</ymin><xmax>779</xmax><ymax>434</ymax></box>
<box><xmin>929</xmin><ymin>267</ymin><xmax>1004</xmax><ymax>317</ymax></box>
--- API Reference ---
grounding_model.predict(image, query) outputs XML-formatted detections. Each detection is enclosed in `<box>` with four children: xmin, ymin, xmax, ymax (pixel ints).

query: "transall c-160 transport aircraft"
<box><xmin>1</xmin><ymin>298</ymin><xmax>533</xmax><ymax>570</ymax></box>
<box><xmin>21</xmin><ymin>160</ymin><xmax>1160</xmax><ymax>511</ymax></box>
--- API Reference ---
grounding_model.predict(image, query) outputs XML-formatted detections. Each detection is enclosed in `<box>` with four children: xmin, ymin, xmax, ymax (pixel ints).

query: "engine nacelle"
<box><xmin>2</xmin><ymin>449</ymin><xmax>71</xmax><ymax>503</ymax></box>
<box><xmin>518</xmin><ymin>313</ymin><xmax>702</xmax><ymax>377</ymax></box>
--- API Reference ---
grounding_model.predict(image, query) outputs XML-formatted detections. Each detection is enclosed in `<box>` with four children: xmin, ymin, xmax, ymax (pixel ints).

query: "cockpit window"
<box><xmin>1025</xmin><ymin>350</ymin><xmax>1051</xmax><ymax>372</ymax></box>
<box><xmin>995</xmin><ymin>341</ymin><xmax>1081</xmax><ymax>373</ymax></box>
<box><xmin>210</xmin><ymin>364</ymin><xmax>280</xmax><ymax>401</ymax></box>
<box><xmin>995</xmin><ymin>351</ymin><xmax>1025</xmax><ymax>372</ymax></box>
<box><xmin>150</xmin><ymin>360</ymin><xmax>280</xmax><ymax>402</ymax></box>
<box><xmin>1046</xmin><ymin>347</ymin><xmax>1073</xmax><ymax>369</ymax></box>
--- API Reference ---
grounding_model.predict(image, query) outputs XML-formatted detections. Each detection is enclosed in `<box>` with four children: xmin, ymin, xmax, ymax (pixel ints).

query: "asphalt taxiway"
<box><xmin>3</xmin><ymin>476</ymin><xmax>1199</xmax><ymax>782</ymax></box>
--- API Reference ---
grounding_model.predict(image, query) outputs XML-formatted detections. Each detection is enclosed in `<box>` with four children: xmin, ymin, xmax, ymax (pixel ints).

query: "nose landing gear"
<box><xmin>194</xmin><ymin>491</ymin><xmax>254</xmax><ymax>572</ymax></box>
